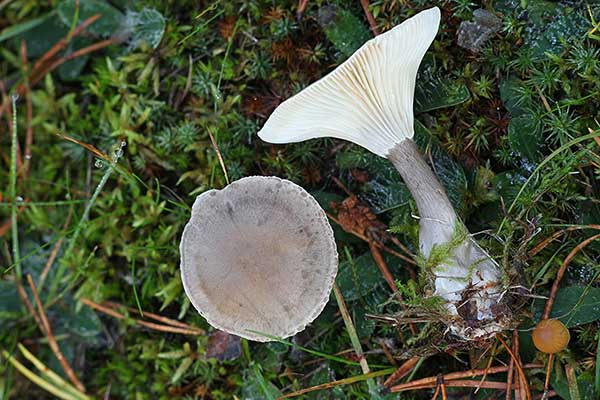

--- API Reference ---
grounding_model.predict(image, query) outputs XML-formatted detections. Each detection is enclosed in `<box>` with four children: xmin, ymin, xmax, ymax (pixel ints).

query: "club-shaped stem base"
<box><xmin>388</xmin><ymin>139</ymin><xmax>509</xmax><ymax>340</ymax></box>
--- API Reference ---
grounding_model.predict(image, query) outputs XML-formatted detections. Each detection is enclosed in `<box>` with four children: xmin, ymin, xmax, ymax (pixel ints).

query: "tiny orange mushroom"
<box><xmin>532</xmin><ymin>319</ymin><xmax>570</xmax><ymax>354</ymax></box>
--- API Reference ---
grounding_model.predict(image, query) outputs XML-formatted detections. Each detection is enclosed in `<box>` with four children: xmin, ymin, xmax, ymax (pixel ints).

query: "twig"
<box><xmin>440</xmin><ymin>375</ymin><xmax>448</xmax><ymax>400</ymax></box>
<box><xmin>27</xmin><ymin>275</ymin><xmax>86</xmax><ymax>392</ymax></box>
<box><xmin>497</xmin><ymin>334</ymin><xmax>531</xmax><ymax>400</ymax></box>
<box><xmin>39</xmin><ymin>208</ymin><xmax>73</xmax><ymax>289</ymax></box>
<box><xmin>378</xmin><ymin>338</ymin><xmax>397</xmax><ymax>366</ymax></box>
<box><xmin>102</xmin><ymin>300</ymin><xmax>196</xmax><ymax>330</ymax></box>
<box><xmin>31</xmin><ymin>14</ymin><xmax>101</xmax><ymax>73</ymax></box>
<box><xmin>368</xmin><ymin>241</ymin><xmax>400</xmax><ymax>296</ymax></box>
<box><xmin>0</xmin><ymin>14</ymin><xmax>104</xmax><ymax>118</ymax></box>
<box><xmin>80</xmin><ymin>298</ymin><xmax>205</xmax><ymax>336</ymax></box>
<box><xmin>389</xmin><ymin>363</ymin><xmax>541</xmax><ymax>392</ymax></box>
<box><xmin>329</xmin><ymin>178</ymin><xmax>416</xmax><ymax>265</ymax></box>
<box><xmin>360</xmin><ymin>0</ymin><xmax>379</xmax><ymax>35</ymax></box>
<box><xmin>277</xmin><ymin>369</ymin><xmax>392</xmax><ymax>399</ymax></box>
<box><xmin>542</xmin><ymin>354</ymin><xmax>554</xmax><ymax>400</ymax></box>
<box><xmin>475</xmin><ymin>345</ymin><xmax>496</xmax><ymax>393</ymax></box>
<box><xmin>389</xmin><ymin>235</ymin><xmax>416</xmax><ymax>260</ymax></box>
<box><xmin>402</xmin><ymin>379</ymin><xmax>511</xmax><ymax>391</ymax></box>
<box><xmin>372</xmin><ymin>238</ymin><xmax>416</xmax><ymax>282</ymax></box>
<box><xmin>514</xmin><ymin>328</ymin><xmax>523</xmax><ymax>400</ymax></box>
<box><xmin>368</xmin><ymin>240</ymin><xmax>417</xmax><ymax>336</ymax></box>
<box><xmin>529</xmin><ymin>225</ymin><xmax>600</xmax><ymax>258</ymax></box>
<box><xmin>30</xmin><ymin>38</ymin><xmax>120</xmax><ymax>87</ymax></box>
<box><xmin>331</xmin><ymin>177</ymin><xmax>353</xmax><ymax>196</ymax></box>
<box><xmin>430</xmin><ymin>384</ymin><xmax>440</xmax><ymax>400</ymax></box>
<box><xmin>327</xmin><ymin>212</ymin><xmax>416</xmax><ymax>265</ymax></box>
<box><xmin>296</xmin><ymin>0</ymin><xmax>309</xmax><ymax>20</ymax></box>
<box><xmin>542</xmin><ymin>233</ymin><xmax>600</xmax><ymax>319</ymax></box>
<box><xmin>383</xmin><ymin>356</ymin><xmax>420</xmax><ymax>387</ymax></box>
<box><xmin>14</xmin><ymin>275</ymin><xmax>42</xmax><ymax>327</ymax></box>
<box><xmin>505</xmin><ymin>330</ymin><xmax>516</xmax><ymax>400</ymax></box>
<box><xmin>472</xmin><ymin>340</ymin><xmax>495</xmax><ymax>367</ymax></box>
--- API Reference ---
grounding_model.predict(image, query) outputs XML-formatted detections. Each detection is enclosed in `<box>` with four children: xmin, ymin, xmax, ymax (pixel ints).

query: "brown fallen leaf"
<box><xmin>206</xmin><ymin>330</ymin><xmax>241</xmax><ymax>361</ymax></box>
<box><xmin>330</xmin><ymin>195</ymin><xmax>387</xmax><ymax>240</ymax></box>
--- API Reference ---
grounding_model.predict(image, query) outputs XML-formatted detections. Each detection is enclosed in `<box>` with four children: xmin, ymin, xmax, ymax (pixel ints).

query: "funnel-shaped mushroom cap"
<box><xmin>258</xmin><ymin>7</ymin><xmax>440</xmax><ymax>157</ymax></box>
<box><xmin>180</xmin><ymin>176</ymin><xmax>338</xmax><ymax>341</ymax></box>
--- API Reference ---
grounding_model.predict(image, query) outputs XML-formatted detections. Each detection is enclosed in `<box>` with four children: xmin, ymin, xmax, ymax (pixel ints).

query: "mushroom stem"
<box><xmin>388</xmin><ymin>139</ymin><xmax>457</xmax><ymax>240</ymax></box>
<box><xmin>388</xmin><ymin>138</ymin><xmax>506</xmax><ymax>340</ymax></box>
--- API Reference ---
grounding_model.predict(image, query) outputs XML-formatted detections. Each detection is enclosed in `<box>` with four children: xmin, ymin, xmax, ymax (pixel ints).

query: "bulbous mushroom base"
<box><xmin>420</xmin><ymin>221</ymin><xmax>512</xmax><ymax>341</ymax></box>
<box><xmin>389</xmin><ymin>139</ymin><xmax>512</xmax><ymax>342</ymax></box>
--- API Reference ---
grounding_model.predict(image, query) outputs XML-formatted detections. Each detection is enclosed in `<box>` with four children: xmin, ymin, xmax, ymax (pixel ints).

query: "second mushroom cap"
<box><xmin>180</xmin><ymin>176</ymin><xmax>338</xmax><ymax>341</ymax></box>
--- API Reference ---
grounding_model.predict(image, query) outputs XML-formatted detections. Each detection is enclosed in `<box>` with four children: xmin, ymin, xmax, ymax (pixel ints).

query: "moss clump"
<box><xmin>416</xmin><ymin>220</ymin><xmax>469</xmax><ymax>271</ymax></box>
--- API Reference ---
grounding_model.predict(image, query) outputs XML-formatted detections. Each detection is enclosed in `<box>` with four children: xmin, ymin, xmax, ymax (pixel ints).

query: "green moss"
<box><xmin>416</xmin><ymin>220</ymin><xmax>469</xmax><ymax>272</ymax></box>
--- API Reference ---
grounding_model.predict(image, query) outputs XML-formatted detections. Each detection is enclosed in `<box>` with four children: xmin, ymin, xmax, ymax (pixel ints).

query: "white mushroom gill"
<box><xmin>180</xmin><ymin>176</ymin><xmax>338</xmax><ymax>342</ymax></box>
<box><xmin>257</xmin><ymin>7</ymin><xmax>510</xmax><ymax>341</ymax></box>
<box><xmin>258</xmin><ymin>7</ymin><xmax>440</xmax><ymax>157</ymax></box>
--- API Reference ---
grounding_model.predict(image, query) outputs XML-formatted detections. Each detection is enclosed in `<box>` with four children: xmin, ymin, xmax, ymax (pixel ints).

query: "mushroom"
<box><xmin>257</xmin><ymin>7</ymin><xmax>509</xmax><ymax>340</ymax></box>
<box><xmin>180</xmin><ymin>176</ymin><xmax>338</xmax><ymax>341</ymax></box>
<box><xmin>532</xmin><ymin>319</ymin><xmax>570</xmax><ymax>355</ymax></box>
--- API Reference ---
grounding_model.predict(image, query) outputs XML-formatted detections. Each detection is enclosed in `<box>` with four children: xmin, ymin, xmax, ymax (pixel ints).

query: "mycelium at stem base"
<box><xmin>389</xmin><ymin>139</ymin><xmax>510</xmax><ymax>341</ymax></box>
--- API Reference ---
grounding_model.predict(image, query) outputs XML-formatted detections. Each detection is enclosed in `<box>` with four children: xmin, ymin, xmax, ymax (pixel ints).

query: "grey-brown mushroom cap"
<box><xmin>180</xmin><ymin>176</ymin><xmax>338</xmax><ymax>342</ymax></box>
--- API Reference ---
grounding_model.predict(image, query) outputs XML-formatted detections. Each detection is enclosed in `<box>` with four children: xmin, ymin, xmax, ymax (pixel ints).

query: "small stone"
<box><xmin>457</xmin><ymin>9</ymin><xmax>502</xmax><ymax>53</ymax></box>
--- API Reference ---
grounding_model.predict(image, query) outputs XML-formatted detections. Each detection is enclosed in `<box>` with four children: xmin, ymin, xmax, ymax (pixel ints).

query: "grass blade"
<box><xmin>9</xmin><ymin>95</ymin><xmax>20</xmax><ymax>278</ymax></box>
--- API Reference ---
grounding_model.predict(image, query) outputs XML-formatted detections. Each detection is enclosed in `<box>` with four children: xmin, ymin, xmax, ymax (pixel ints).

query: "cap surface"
<box><xmin>180</xmin><ymin>176</ymin><xmax>338</xmax><ymax>341</ymax></box>
<box><xmin>258</xmin><ymin>7</ymin><xmax>441</xmax><ymax>157</ymax></box>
